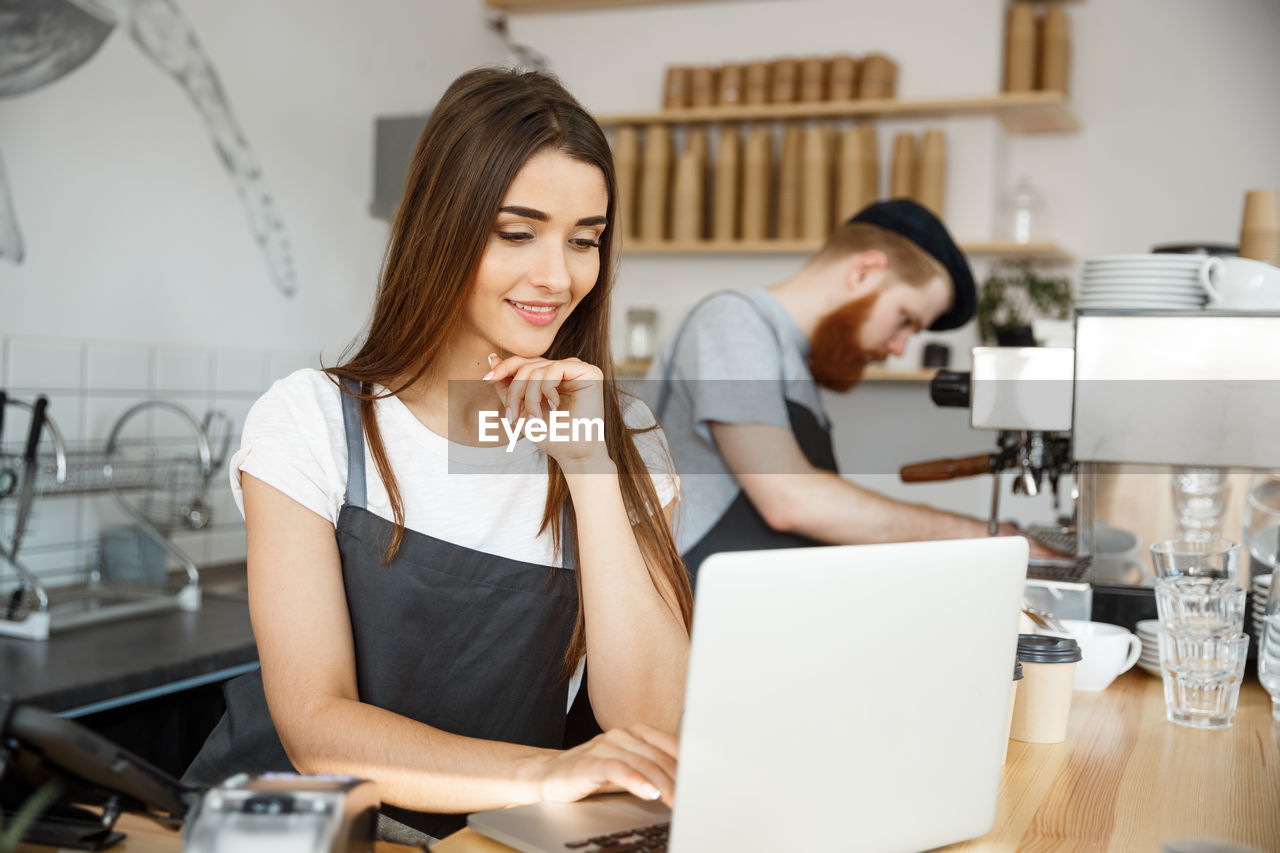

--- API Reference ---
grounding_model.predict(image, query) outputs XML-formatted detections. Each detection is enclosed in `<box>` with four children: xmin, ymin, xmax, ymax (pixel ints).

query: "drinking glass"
<box><xmin>1149</xmin><ymin>539</ymin><xmax>1240</xmax><ymax>582</ymax></box>
<box><xmin>1243</xmin><ymin>471</ymin><xmax>1280</xmax><ymax>587</ymax></box>
<box><xmin>1160</xmin><ymin>632</ymin><xmax>1249</xmax><ymax>729</ymax></box>
<box><xmin>1259</xmin><ymin>573</ymin><xmax>1280</xmax><ymax>722</ymax></box>
<box><xmin>1154</xmin><ymin>578</ymin><xmax>1246</xmax><ymax>636</ymax></box>
<box><xmin>1171</xmin><ymin>467</ymin><xmax>1231</xmax><ymax>541</ymax></box>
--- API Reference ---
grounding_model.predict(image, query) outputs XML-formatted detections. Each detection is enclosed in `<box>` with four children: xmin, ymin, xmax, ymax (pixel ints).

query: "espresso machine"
<box><xmin>903</xmin><ymin>311</ymin><xmax>1280</xmax><ymax>630</ymax></box>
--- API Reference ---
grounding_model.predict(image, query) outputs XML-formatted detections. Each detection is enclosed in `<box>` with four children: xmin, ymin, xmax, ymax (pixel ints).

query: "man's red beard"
<box><xmin>808</xmin><ymin>291</ymin><xmax>887</xmax><ymax>392</ymax></box>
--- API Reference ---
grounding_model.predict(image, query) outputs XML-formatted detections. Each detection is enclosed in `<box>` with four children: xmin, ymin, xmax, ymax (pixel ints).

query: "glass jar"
<box><xmin>625</xmin><ymin>308</ymin><xmax>658</xmax><ymax>363</ymax></box>
<box><xmin>1170</xmin><ymin>466</ymin><xmax>1231</xmax><ymax>542</ymax></box>
<box><xmin>999</xmin><ymin>177</ymin><xmax>1045</xmax><ymax>245</ymax></box>
<box><xmin>1244</xmin><ymin>470</ymin><xmax>1280</xmax><ymax>585</ymax></box>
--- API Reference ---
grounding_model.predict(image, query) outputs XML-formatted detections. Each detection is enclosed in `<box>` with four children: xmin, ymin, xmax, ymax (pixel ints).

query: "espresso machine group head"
<box><xmin>902</xmin><ymin>347</ymin><xmax>1077</xmax><ymax>554</ymax></box>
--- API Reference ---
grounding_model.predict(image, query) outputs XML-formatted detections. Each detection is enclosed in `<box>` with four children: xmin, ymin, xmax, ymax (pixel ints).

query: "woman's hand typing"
<box><xmin>521</xmin><ymin>725</ymin><xmax>680</xmax><ymax>808</ymax></box>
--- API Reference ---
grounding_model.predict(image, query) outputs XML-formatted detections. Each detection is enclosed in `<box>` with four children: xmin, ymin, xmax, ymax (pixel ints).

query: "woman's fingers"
<box><xmin>482</xmin><ymin>355</ymin><xmax>603</xmax><ymax>434</ymax></box>
<box><xmin>597</xmin><ymin>755</ymin><xmax>673</xmax><ymax>804</ymax></box>
<box><xmin>539</xmin><ymin>726</ymin><xmax>680</xmax><ymax>807</ymax></box>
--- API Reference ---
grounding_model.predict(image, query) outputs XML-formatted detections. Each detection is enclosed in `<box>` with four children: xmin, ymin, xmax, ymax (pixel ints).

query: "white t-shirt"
<box><xmin>230</xmin><ymin>369</ymin><xmax>679</xmax><ymax>568</ymax></box>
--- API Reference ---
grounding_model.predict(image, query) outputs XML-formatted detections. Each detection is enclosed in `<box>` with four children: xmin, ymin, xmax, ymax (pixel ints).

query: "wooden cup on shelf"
<box><xmin>776</xmin><ymin>124</ymin><xmax>804</xmax><ymax>239</ymax></box>
<box><xmin>860</xmin><ymin>125</ymin><xmax>880</xmax><ymax>208</ymax></box>
<box><xmin>836</xmin><ymin>125</ymin><xmax>878</xmax><ymax>224</ymax></box>
<box><xmin>663</xmin><ymin>66</ymin><xmax>691</xmax><ymax>109</ymax></box>
<box><xmin>771</xmin><ymin>58</ymin><xmax>799</xmax><ymax>103</ymax></box>
<box><xmin>1039</xmin><ymin>6</ymin><xmax>1071</xmax><ymax>93</ymax></box>
<box><xmin>828</xmin><ymin>55</ymin><xmax>859</xmax><ymax>101</ymax></box>
<box><xmin>638</xmin><ymin>124</ymin><xmax>672</xmax><ymax>242</ymax></box>
<box><xmin>1004</xmin><ymin>3</ymin><xmax>1036</xmax><ymax>92</ymax></box>
<box><xmin>718</xmin><ymin>64</ymin><xmax>745</xmax><ymax>106</ymax></box>
<box><xmin>799</xmin><ymin>57</ymin><xmax>827</xmax><ymax>102</ymax></box>
<box><xmin>1240</xmin><ymin>188</ymin><xmax>1280</xmax><ymax>264</ymax></box>
<box><xmin>801</xmin><ymin>124</ymin><xmax>835</xmax><ymax>241</ymax></box>
<box><xmin>741</xmin><ymin>125</ymin><xmax>773</xmax><ymax>240</ymax></box>
<box><xmin>890</xmin><ymin>132</ymin><xmax>917</xmax><ymax>200</ymax></box>
<box><xmin>712</xmin><ymin>126</ymin><xmax>742</xmax><ymax>241</ymax></box>
<box><xmin>744</xmin><ymin>61</ymin><xmax>771</xmax><ymax>105</ymax></box>
<box><xmin>916</xmin><ymin>129</ymin><xmax>947</xmax><ymax>217</ymax></box>
<box><xmin>689</xmin><ymin>66</ymin><xmax>718</xmax><ymax>108</ymax></box>
<box><xmin>858</xmin><ymin>53</ymin><xmax>898</xmax><ymax>99</ymax></box>
<box><xmin>671</xmin><ymin>129</ymin><xmax>709</xmax><ymax>241</ymax></box>
<box><xmin>612</xmin><ymin>125</ymin><xmax>640</xmax><ymax>240</ymax></box>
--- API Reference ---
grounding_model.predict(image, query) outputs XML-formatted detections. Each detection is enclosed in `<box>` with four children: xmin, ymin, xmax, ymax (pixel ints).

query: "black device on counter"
<box><xmin>0</xmin><ymin>695</ymin><xmax>196</xmax><ymax>850</ymax></box>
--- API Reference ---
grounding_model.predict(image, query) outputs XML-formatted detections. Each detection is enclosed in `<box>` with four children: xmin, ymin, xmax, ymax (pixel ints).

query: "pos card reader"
<box><xmin>183</xmin><ymin>772</ymin><xmax>378</xmax><ymax>853</ymax></box>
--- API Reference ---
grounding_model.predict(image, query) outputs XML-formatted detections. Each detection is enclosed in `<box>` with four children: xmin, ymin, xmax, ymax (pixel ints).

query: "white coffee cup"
<box><xmin>1199</xmin><ymin>257</ymin><xmax>1280</xmax><ymax>310</ymax></box>
<box><xmin>1093</xmin><ymin>523</ymin><xmax>1144</xmax><ymax>585</ymax></box>
<box><xmin>1049</xmin><ymin>619</ymin><xmax>1142</xmax><ymax>692</ymax></box>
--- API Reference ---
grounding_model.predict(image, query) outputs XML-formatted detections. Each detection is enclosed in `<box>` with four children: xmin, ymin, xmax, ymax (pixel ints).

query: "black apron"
<box><xmin>184</xmin><ymin>381</ymin><xmax>583</xmax><ymax>841</ymax></box>
<box><xmin>655</xmin><ymin>293</ymin><xmax>839</xmax><ymax>587</ymax></box>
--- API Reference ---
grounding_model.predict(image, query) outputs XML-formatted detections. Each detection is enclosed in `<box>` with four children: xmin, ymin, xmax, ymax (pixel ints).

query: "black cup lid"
<box><xmin>1013</xmin><ymin>659</ymin><xmax>1024</xmax><ymax>681</ymax></box>
<box><xmin>1016</xmin><ymin>633</ymin><xmax>1082</xmax><ymax>663</ymax></box>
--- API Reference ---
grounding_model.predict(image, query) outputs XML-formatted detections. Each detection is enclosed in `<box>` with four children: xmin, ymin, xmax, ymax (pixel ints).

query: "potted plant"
<box><xmin>975</xmin><ymin>260</ymin><xmax>1073</xmax><ymax>345</ymax></box>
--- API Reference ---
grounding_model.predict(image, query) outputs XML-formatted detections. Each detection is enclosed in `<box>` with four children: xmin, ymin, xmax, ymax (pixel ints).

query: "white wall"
<box><xmin>0</xmin><ymin>0</ymin><xmax>505</xmax><ymax>353</ymax></box>
<box><xmin>508</xmin><ymin>0</ymin><xmax>1280</xmax><ymax>522</ymax></box>
<box><xmin>0</xmin><ymin>0</ymin><xmax>507</xmax><ymax>589</ymax></box>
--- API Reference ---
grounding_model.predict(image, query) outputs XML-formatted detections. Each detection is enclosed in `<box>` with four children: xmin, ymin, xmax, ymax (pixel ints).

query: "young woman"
<box><xmin>184</xmin><ymin>67</ymin><xmax>693</xmax><ymax>843</ymax></box>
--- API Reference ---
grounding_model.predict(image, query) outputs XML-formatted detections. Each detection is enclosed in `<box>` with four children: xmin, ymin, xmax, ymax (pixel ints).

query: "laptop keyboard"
<box><xmin>563</xmin><ymin>820</ymin><xmax>670</xmax><ymax>851</ymax></box>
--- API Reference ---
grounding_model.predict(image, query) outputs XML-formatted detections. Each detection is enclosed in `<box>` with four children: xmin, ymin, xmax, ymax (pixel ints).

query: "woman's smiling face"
<box><xmin>459</xmin><ymin>147</ymin><xmax>609</xmax><ymax>359</ymax></box>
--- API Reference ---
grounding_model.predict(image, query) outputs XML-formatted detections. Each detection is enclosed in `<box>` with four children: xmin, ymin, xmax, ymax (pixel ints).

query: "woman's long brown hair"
<box><xmin>326</xmin><ymin>67</ymin><xmax>692</xmax><ymax>674</ymax></box>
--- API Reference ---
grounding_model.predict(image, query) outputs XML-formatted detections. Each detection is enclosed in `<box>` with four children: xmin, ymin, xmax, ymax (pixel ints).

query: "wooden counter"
<box><xmin>435</xmin><ymin>673</ymin><xmax>1280</xmax><ymax>853</ymax></box>
<box><xmin>14</xmin><ymin>673</ymin><xmax>1279</xmax><ymax>852</ymax></box>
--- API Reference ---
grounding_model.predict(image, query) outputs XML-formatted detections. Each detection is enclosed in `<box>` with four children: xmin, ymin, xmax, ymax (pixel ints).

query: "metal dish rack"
<box><xmin>0</xmin><ymin>397</ymin><xmax>232</xmax><ymax>640</ymax></box>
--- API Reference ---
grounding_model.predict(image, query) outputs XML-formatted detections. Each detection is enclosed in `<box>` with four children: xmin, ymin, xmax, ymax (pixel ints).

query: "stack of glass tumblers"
<box><xmin>1150</xmin><ymin>539</ymin><xmax>1250</xmax><ymax>729</ymax></box>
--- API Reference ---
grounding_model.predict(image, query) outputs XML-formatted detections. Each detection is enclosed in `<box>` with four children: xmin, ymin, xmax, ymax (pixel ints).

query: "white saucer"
<box><xmin>1137</xmin><ymin>660</ymin><xmax>1163</xmax><ymax>677</ymax></box>
<box><xmin>1085</xmin><ymin>255</ymin><xmax>1208</xmax><ymax>265</ymax></box>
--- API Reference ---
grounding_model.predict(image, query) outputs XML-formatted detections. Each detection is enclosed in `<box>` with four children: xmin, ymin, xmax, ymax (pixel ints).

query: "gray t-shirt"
<box><xmin>642</xmin><ymin>289</ymin><xmax>829</xmax><ymax>553</ymax></box>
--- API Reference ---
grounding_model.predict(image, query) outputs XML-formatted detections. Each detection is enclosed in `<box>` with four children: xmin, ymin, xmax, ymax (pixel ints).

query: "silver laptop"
<box><xmin>468</xmin><ymin>537</ymin><xmax>1028</xmax><ymax>853</ymax></box>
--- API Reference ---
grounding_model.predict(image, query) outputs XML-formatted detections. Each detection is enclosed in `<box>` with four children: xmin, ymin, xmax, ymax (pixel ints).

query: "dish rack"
<box><xmin>0</xmin><ymin>396</ymin><xmax>232</xmax><ymax>641</ymax></box>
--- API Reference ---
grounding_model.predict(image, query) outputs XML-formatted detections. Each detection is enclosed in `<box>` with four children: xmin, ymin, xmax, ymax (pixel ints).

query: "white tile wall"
<box><xmin>86</xmin><ymin>342</ymin><xmax>152</xmax><ymax>392</ymax></box>
<box><xmin>269</xmin><ymin>351</ymin><xmax>316</xmax><ymax>384</ymax></box>
<box><xmin>155</xmin><ymin>348</ymin><xmax>214</xmax><ymax>394</ymax></box>
<box><xmin>0</xmin><ymin>335</ymin><xmax>313</xmax><ymax>595</ymax></box>
<box><xmin>216</xmin><ymin>351</ymin><xmax>270</xmax><ymax>394</ymax></box>
<box><xmin>6</xmin><ymin>338</ymin><xmax>83</xmax><ymax>390</ymax></box>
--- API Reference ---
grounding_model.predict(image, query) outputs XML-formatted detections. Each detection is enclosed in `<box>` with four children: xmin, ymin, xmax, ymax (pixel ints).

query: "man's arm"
<box><xmin>709</xmin><ymin>420</ymin><xmax>1004</xmax><ymax>544</ymax></box>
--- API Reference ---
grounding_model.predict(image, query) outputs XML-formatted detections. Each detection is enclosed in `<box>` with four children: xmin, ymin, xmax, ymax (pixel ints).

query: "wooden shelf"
<box><xmin>618</xmin><ymin>239</ymin><xmax>1073</xmax><ymax>261</ymax></box>
<box><xmin>595</xmin><ymin>91</ymin><xmax>1079</xmax><ymax>134</ymax></box>
<box><xmin>486</xmin><ymin>0</ymin><xmax>718</xmax><ymax>11</ymax></box>
<box><xmin>615</xmin><ymin>360</ymin><xmax>939</xmax><ymax>383</ymax></box>
<box><xmin>862</xmin><ymin>366</ymin><xmax>940</xmax><ymax>383</ymax></box>
<box><xmin>615</xmin><ymin>358</ymin><xmax>652</xmax><ymax>378</ymax></box>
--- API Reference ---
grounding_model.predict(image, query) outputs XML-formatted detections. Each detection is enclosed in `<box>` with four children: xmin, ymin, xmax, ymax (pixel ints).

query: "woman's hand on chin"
<box><xmin>484</xmin><ymin>353</ymin><xmax>609</xmax><ymax>465</ymax></box>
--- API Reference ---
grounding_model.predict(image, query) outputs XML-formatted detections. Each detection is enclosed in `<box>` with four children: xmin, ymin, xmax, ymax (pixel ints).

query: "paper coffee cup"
<box><xmin>1011</xmin><ymin>635</ymin><xmax>1081</xmax><ymax>743</ymax></box>
<box><xmin>1003</xmin><ymin>659</ymin><xmax>1023</xmax><ymax>765</ymax></box>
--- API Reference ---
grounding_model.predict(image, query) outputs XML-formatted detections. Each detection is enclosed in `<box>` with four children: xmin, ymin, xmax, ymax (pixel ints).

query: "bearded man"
<box><xmin>644</xmin><ymin>199</ymin><xmax>1040</xmax><ymax>582</ymax></box>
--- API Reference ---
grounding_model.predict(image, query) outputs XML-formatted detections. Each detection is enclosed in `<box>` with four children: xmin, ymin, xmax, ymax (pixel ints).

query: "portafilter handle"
<box><xmin>900</xmin><ymin>454</ymin><xmax>995</xmax><ymax>482</ymax></box>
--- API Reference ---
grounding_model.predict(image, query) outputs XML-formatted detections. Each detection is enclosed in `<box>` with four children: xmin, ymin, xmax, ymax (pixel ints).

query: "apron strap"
<box><xmin>339</xmin><ymin>378</ymin><xmax>368</xmax><ymax>510</ymax></box>
<box><xmin>653</xmin><ymin>291</ymin><xmax>786</xmax><ymax>420</ymax></box>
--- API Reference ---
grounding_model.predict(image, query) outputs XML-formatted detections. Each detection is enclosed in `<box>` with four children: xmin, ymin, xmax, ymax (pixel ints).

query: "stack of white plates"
<box><xmin>1251</xmin><ymin>573</ymin><xmax>1273</xmax><ymax>638</ymax></box>
<box><xmin>1135</xmin><ymin>619</ymin><xmax>1162</xmax><ymax>676</ymax></box>
<box><xmin>1079</xmin><ymin>254</ymin><xmax>1210</xmax><ymax>311</ymax></box>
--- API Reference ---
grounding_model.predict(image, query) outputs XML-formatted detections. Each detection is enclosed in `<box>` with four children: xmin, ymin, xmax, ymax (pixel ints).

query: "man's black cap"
<box><xmin>846</xmin><ymin>199</ymin><xmax>976</xmax><ymax>331</ymax></box>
